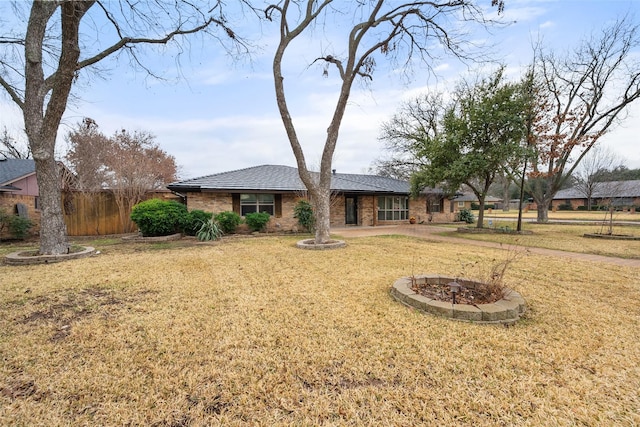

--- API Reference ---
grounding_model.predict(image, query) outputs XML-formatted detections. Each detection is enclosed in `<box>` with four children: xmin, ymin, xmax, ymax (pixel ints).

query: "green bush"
<box><xmin>0</xmin><ymin>209</ymin><xmax>33</xmax><ymax>240</ymax></box>
<box><xmin>8</xmin><ymin>215</ymin><xmax>33</xmax><ymax>240</ymax></box>
<box><xmin>130</xmin><ymin>199</ymin><xmax>188</xmax><ymax>237</ymax></box>
<box><xmin>244</xmin><ymin>212</ymin><xmax>270</xmax><ymax>232</ymax></box>
<box><xmin>183</xmin><ymin>210</ymin><xmax>213</xmax><ymax>236</ymax></box>
<box><xmin>293</xmin><ymin>199</ymin><xmax>315</xmax><ymax>232</ymax></box>
<box><xmin>576</xmin><ymin>206</ymin><xmax>588</xmax><ymax>211</ymax></box>
<box><xmin>196</xmin><ymin>218</ymin><xmax>223</xmax><ymax>241</ymax></box>
<box><xmin>214</xmin><ymin>211</ymin><xmax>242</xmax><ymax>234</ymax></box>
<box><xmin>458</xmin><ymin>208</ymin><xmax>475</xmax><ymax>224</ymax></box>
<box><xmin>557</xmin><ymin>203</ymin><xmax>573</xmax><ymax>211</ymax></box>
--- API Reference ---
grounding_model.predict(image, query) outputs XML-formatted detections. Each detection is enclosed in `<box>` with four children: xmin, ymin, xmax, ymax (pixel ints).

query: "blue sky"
<box><xmin>1</xmin><ymin>0</ymin><xmax>639</xmax><ymax>179</ymax></box>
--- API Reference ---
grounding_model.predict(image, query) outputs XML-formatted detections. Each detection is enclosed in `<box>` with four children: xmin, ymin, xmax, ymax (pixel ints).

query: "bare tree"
<box><xmin>267</xmin><ymin>0</ymin><xmax>505</xmax><ymax>244</ymax></box>
<box><xmin>374</xmin><ymin>92</ymin><xmax>446</xmax><ymax>180</ymax></box>
<box><xmin>65</xmin><ymin>121</ymin><xmax>177</xmax><ymax>233</ymax></box>
<box><xmin>0</xmin><ymin>126</ymin><xmax>30</xmax><ymax>159</ymax></box>
<box><xmin>573</xmin><ymin>145</ymin><xmax>624</xmax><ymax>211</ymax></box>
<box><xmin>107</xmin><ymin>129</ymin><xmax>177</xmax><ymax>232</ymax></box>
<box><xmin>527</xmin><ymin>15</ymin><xmax>640</xmax><ymax>222</ymax></box>
<box><xmin>64</xmin><ymin>118</ymin><xmax>110</xmax><ymax>192</ymax></box>
<box><xmin>0</xmin><ymin>1</ymin><xmax>244</xmax><ymax>254</ymax></box>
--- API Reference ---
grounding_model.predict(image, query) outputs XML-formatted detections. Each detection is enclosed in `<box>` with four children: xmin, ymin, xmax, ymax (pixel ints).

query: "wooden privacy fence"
<box><xmin>63</xmin><ymin>191</ymin><xmax>181</xmax><ymax>236</ymax></box>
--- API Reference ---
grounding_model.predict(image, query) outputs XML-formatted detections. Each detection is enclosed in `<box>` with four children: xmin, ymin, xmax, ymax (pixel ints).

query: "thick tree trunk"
<box><xmin>313</xmin><ymin>188</ymin><xmax>331</xmax><ymax>243</ymax></box>
<box><xmin>536</xmin><ymin>202</ymin><xmax>549</xmax><ymax>222</ymax></box>
<box><xmin>34</xmin><ymin>153</ymin><xmax>69</xmax><ymax>254</ymax></box>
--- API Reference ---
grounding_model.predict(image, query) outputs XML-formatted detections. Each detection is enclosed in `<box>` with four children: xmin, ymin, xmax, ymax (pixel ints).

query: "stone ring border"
<box><xmin>5</xmin><ymin>246</ymin><xmax>97</xmax><ymax>265</ymax></box>
<box><xmin>391</xmin><ymin>275</ymin><xmax>526</xmax><ymax>324</ymax></box>
<box><xmin>296</xmin><ymin>239</ymin><xmax>346</xmax><ymax>250</ymax></box>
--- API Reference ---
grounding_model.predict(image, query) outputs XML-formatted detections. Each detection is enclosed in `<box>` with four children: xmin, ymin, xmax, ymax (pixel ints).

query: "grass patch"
<box><xmin>441</xmin><ymin>222</ymin><xmax>640</xmax><ymax>259</ymax></box>
<box><xmin>1</xmin><ymin>235</ymin><xmax>638</xmax><ymax>425</ymax></box>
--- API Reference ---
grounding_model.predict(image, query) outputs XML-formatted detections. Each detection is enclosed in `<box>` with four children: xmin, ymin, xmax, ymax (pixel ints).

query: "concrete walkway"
<box><xmin>332</xmin><ymin>224</ymin><xmax>640</xmax><ymax>268</ymax></box>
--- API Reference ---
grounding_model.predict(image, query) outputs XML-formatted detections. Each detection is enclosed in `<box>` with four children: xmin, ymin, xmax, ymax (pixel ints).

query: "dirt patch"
<box><xmin>411</xmin><ymin>277</ymin><xmax>506</xmax><ymax>305</ymax></box>
<box><xmin>14</xmin><ymin>287</ymin><xmax>157</xmax><ymax>342</ymax></box>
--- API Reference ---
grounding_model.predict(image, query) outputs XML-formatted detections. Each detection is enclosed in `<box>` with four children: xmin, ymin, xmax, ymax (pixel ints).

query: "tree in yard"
<box><xmin>374</xmin><ymin>92</ymin><xmax>446</xmax><ymax>181</ymax></box>
<box><xmin>65</xmin><ymin>120</ymin><xmax>177</xmax><ymax>233</ymax></box>
<box><xmin>0</xmin><ymin>1</ymin><xmax>243</xmax><ymax>255</ymax></box>
<box><xmin>267</xmin><ymin>0</ymin><xmax>505</xmax><ymax>244</ymax></box>
<box><xmin>572</xmin><ymin>145</ymin><xmax>624</xmax><ymax>211</ymax></box>
<box><xmin>407</xmin><ymin>68</ymin><xmax>529</xmax><ymax>228</ymax></box>
<box><xmin>526</xmin><ymin>15</ymin><xmax>640</xmax><ymax>222</ymax></box>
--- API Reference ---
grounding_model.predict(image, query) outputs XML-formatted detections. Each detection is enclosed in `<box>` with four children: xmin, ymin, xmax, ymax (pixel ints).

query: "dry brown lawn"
<box><xmin>443</xmin><ymin>221</ymin><xmax>640</xmax><ymax>259</ymax></box>
<box><xmin>1</xmin><ymin>235</ymin><xmax>639</xmax><ymax>426</ymax></box>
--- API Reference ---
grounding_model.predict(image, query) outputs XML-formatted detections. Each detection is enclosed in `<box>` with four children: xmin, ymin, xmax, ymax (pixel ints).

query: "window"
<box><xmin>457</xmin><ymin>201</ymin><xmax>465</xmax><ymax>208</ymax></box>
<box><xmin>240</xmin><ymin>193</ymin><xmax>275</xmax><ymax>216</ymax></box>
<box><xmin>377</xmin><ymin>196</ymin><xmax>409</xmax><ymax>221</ymax></box>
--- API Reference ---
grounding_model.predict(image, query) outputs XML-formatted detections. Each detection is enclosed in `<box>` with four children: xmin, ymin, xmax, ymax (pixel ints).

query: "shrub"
<box><xmin>245</xmin><ymin>212</ymin><xmax>270</xmax><ymax>232</ymax></box>
<box><xmin>182</xmin><ymin>210</ymin><xmax>213</xmax><ymax>236</ymax></box>
<box><xmin>458</xmin><ymin>208</ymin><xmax>475</xmax><ymax>224</ymax></box>
<box><xmin>0</xmin><ymin>209</ymin><xmax>33</xmax><ymax>240</ymax></box>
<box><xmin>196</xmin><ymin>218</ymin><xmax>223</xmax><ymax>241</ymax></box>
<box><xmin>130</xmin><ymin>199</ymin><xmax>188</xmax><ymax>237</ymax></box>
<box><xmin>8</xmin><ymin>215</ymin><xmax>33</xmax><ymax>240</ymax></box>
<box><xmin>576</xmin><ymin>206</ymin><xmax>588</xmax><ymax>211</ymax></box>
<box><xmin>557</xmin><ymin>203</ymin><xmax>573</xmax><ymax>211</ymax></box>
<box><xmin>214</xmin><ymin>211</ymin><xmax>242</xmax><ymax>234</ymax></box>
<box><xmin>293</xmin><ymin>199</ymin><xmax>315</xmax><ymax>232</ymax></box>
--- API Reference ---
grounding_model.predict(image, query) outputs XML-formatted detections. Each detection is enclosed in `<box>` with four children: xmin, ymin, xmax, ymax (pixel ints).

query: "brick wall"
<box><xmin>0</xmin><ymin>193</ymin><xmax>40</xmax><ymax>239</ymax></box>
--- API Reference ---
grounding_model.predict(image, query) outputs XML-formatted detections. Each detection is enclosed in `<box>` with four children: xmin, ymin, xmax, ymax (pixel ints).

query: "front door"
<box><xmin>345</xmin><ymin>196</ymin><xmax>358</xmax><ymax>225</ymax></box>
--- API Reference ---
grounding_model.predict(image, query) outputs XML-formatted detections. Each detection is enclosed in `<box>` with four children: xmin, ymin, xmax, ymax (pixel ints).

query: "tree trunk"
<box><xmin>34</xmin><ymin>153</ymin><xmax>69</xmax><ymax>254</ymax></box>
<box><xmin>476</xmin><ymin>194</ymin><xmax>486</xmax><ymax>228</ymax></box>
<box><xmin>536</xmin><ymin>201</ymin><xmax>549</xmax><ymax>222</ymax></box>
<box><xmin>313</xmin><ymin>188</ymin><xmax>331</xmax><ymax>243</ymax></box>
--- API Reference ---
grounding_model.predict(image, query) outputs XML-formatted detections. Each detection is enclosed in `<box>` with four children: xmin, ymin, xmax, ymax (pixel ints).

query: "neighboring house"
<box><xmin>552</xmin><ymin>180</ymin><xmax>640</xmax><ymax>210</ymax></box>
<box><xmin>0</xmin><ymin>158</ymin><xmax>39</xmax><ymax>237</ymax></box>
<box><xmin>451</xmin><ymin>192</ymin><xmax>502</xmax><ymax>211</ymax></box>
<box><xmin>167</xmin><ymin>164</ymin><xmax>457</xmax><ymax>231</ymax></box>
<box><xmin>0</xmin><ymin>158</ymin><xmax>38</xmax><ymax>196</ymax></box>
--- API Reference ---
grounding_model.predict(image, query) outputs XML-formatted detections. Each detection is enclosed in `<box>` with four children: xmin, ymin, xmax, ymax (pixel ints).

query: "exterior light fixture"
<box><xmin>448</xmin><ymin>281</ymin><xmax>461</xmax><ymax>305</ymax></box>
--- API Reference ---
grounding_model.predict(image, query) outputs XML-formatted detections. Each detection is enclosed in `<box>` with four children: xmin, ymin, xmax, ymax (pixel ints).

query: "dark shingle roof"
<box><xmin>0</xmin><ymin>159</ymin><xmax>36</xmax><ymax>185</ymax></box>
<box><xmin>554</xmin><ymin>180</ymin><xmax>640</xmax><ymax>199</ymax></box>
<box><xmin>167</xmin><ymin>164</ymin><xmax>412</xmax><ymax>194</ymax></box>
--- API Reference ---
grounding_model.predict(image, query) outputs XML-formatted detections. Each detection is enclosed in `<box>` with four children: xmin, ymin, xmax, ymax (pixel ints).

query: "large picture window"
<box><xmin>240</xmin><ymin>194</ymin><xmax>275</xmax><ymax>216</ymax></box>
<box><xmin>377</xmin><ymin>196</ymin><xmax>409</xmax><ymax>221</ymax></box>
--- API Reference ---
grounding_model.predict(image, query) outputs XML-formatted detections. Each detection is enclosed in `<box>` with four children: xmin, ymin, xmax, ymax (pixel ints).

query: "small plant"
<box><xmin>458</xmin><ymin>208</ymin><xmax>474</xmax><ymax>224</ymax></box>
<box><xmin>244</xmin><ymin>212</ymin><xmax>270</xmax><ymax>232</ymax></box>
<box><xmin>196</xmin><ymin>218</ymin><xmax>223</xmax><ymax>241</ymax></box>
<box><xmin>8</xmin><ymin>215</ymin><xmax>33</xmax><ymax>240</ymax></box>
<box><xmin>183</xmin><ymin>210</ymin><xmax>213</xmax><ymax>236</ymax></box>
<box><xmin>293</xmin><ymin>199</ymin><xmax>315</xmax><ymax>232</ymax></box>
<box><xmin>0</xmin><ymin>209</ymin><xmax>33</xmax><ymax>240</ymax></box>
<box><xmin>130</xmin><ymin>199</ymin><xmax>188</xmax><ymax>237</ymax></box>
<box><xmin>215</xmin><ymin>211</ymin><xmax>242</xmax><ymax>234</ymax></box>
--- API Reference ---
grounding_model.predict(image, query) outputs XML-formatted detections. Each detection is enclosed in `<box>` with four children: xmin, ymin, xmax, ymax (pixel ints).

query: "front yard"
<box><xmin>1</xmin><ymin>235</ymin><xmax>638</xmax><ymax>425</ymax></box>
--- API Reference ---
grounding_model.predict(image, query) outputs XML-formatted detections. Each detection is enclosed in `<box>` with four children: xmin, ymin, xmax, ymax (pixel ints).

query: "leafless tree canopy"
<box><xmin>0</xmin><ymin>1</ymin><xmax>247</xmax><ymax>254</ymax></box>
<box><xmin>0</xmin><ymin>126</ymin><xmax>31</xmax><ymax>159</ymax></box>
<box><xmin>65</xmin><ymin>119</ymin><xmax>178</xmax><ymax>232</ymax></box>
<box><xmin>268</xmin><ymin>0</ymin><xmax>505</xmax><ymax>243</ymax></box>
<box><xmin>527</xmin><ymin>14</ymin><xmax>640</xmax><ymax>222</ymax></box>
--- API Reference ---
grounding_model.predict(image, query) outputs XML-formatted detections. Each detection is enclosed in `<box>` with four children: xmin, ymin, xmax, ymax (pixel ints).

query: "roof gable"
<box><xmin>0</xmin><ymin>159</ymin><xmax>36</xmax><ymax>186</ymax></box>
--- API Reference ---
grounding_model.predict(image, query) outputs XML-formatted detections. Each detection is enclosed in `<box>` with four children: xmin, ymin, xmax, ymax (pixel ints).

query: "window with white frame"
<box><xmin>377</xmin><ymin>196</ymin><xmax>409</xmax><ymax>221</ymax></box>
<box><xmin>240</xmin><ymin>194</ymin><xmax>275</xmax><ymax>216</ymax></box>
<box><xmin>458</xmin><ymin>201</ymin><xmax>465</xmax><ymax>208</ymax></box>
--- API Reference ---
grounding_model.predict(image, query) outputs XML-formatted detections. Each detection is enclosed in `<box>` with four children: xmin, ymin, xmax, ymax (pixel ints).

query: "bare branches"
<box><xmin>527</xmin><ymin>14</ymin><xmax>640</xmax><ymax>221</ymax></box>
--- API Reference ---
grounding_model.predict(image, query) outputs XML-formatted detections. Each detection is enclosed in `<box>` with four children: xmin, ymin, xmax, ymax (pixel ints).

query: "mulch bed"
<box><xmin>411</xmin><ymin>279</ymin><xmax>505</xmax><ymax>305</ymax></box>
